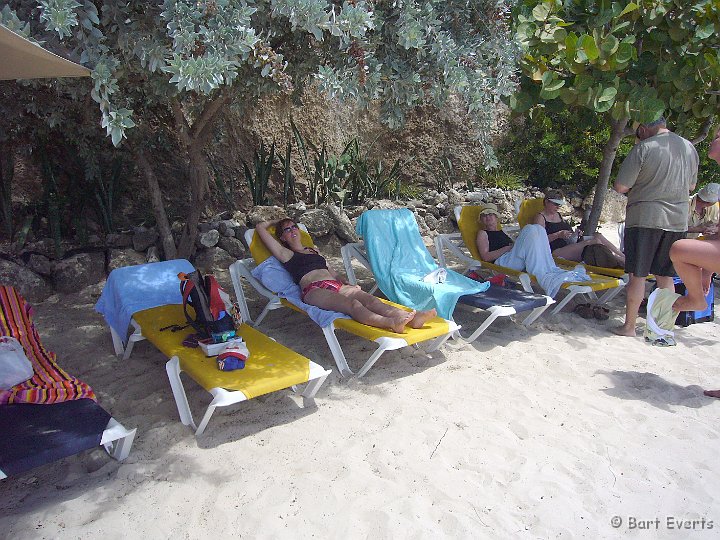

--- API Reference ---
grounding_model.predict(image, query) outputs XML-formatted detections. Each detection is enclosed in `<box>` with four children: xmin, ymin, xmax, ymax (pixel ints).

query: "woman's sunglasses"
<box><xmin>281</xmin><ymin>224</ymin><xmax>299</xmax><ymax>234</ymax></box>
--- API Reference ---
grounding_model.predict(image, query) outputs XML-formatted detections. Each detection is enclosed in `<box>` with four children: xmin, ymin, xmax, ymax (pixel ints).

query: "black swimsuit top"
<box><xmin>486</xmin><ymin>230</ymin><xmax>513</xmax><ymax>260</ymax></box>
<box><xmin>282</xmin><ymin>249</ymin><xmax>328</xmax><ymax>284</ymax></box>
<box><xmin>540</xmin><ymin>213</ymin><xmax>572</xmax><ymax>251</ymax></box>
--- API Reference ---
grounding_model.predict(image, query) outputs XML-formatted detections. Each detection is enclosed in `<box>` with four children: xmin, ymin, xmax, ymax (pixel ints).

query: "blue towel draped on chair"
<box><xmin>355</xmin><ymin>209</ymin><xmax>489</xmax><ymax>319</ymax></box>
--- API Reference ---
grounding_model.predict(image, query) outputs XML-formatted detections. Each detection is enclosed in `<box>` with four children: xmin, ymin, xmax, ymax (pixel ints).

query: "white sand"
<box><xmin>1</xmin><ymin>256</ymin><xmax>719</xmax><ymax>538</ymax></box>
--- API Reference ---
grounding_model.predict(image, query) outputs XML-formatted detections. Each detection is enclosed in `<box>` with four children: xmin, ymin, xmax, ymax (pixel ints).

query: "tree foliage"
<box><xmin>512</xmin><ymin>0</ymin><xmax>720</xmax><ymax>125</ymax></box>
<box><xmin>510</xmin><ymin>0</ymin><xmax>720</xmax><ymax>231</ymax></box>
<box><xmin>2</xmin><ymin>0</ymin><xmax>520</xmax><ymax>256</ymax></box>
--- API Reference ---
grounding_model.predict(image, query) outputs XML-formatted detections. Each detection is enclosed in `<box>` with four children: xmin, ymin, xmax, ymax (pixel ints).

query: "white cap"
<box><xmin>698</xmin><ymin>183</ymin><xmax>720</xmax><ymax>203</ymax></box>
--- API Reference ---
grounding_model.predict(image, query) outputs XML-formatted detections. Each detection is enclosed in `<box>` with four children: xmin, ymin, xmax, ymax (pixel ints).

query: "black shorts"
<box><xmin>623</xmin><ymin>227</ymin><xmax>685</xmax><ymax>277</ymax></box>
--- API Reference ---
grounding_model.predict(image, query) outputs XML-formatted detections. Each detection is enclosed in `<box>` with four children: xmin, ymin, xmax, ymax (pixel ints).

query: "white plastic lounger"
<box><xmin>97</xmin><ymin>261</ymin><xmax>331</xmax><ymax>436</ymax></box>
<box><xmin>341</xmin><ymin>240</ymin><xmax>553</xmax><ymax>343</ymax></box>
<box><xmin>229</xmin><ymin>226</ymin><xmax>458</xmax><ymax>378</ymax></box>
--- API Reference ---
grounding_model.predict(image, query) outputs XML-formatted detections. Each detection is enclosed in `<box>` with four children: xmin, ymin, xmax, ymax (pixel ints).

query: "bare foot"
<box><xmin>388</xmin><ymin>310</ymin><xmax>415</xmax><ymax>333</ymax></box>
<box><xmin>673</xmin><ymin>295</ymin><xmax>708</xmax><ymax>312</ymax></box>
<box><xmin>408</xmin><ymin>308</ymin><xmax>437</xmax><ymax>329</ymax></box>
<box><xmin>610</xmin><ymin>324</ymin><xmax>637</xmax><ymax>337</ymax></box>
<box><xmin>703</xmin><ymin>389</ymin><xmax>720</xmax><ymax>398</ymax></box>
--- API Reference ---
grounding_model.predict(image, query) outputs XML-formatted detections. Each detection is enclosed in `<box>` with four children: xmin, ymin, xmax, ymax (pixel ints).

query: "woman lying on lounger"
<box><xmin>532</xmin><ymin>189</ymin><xmax>625</xmax><ymax>268</ymax></box>
<box><xmin>257</xmin><ymin>219</ymin><xmax>436</xmax><ymax>333</ymax></box>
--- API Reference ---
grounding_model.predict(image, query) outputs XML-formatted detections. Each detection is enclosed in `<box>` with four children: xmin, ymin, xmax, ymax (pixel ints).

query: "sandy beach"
<box><xmin>1</xmin><ymin>242</ymin><xmax>719</xmax><ymax>538</ymax></box>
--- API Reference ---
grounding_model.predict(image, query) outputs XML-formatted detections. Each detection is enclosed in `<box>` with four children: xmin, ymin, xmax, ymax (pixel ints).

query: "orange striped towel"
<box><xmin>0</xmin><ymin>286</ymin><xmax>96</xmax><ymax>404</ymax></box>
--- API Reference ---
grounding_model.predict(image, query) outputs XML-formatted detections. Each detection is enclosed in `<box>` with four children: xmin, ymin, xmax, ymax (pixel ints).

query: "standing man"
<box><xmin>612</xmin><ymin>117</ymin><xmax>699</xmax><ymax>337</ymax></box>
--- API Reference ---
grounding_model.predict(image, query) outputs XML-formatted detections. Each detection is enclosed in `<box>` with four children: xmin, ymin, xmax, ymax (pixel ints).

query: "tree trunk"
<box><xmin>172</xmin><ymin>92</ymin><xmax>230</xmax><ymax>259</ymax></box>
<box><xmin>136</xmin><ymin>149</ymin><xmax>177</xmax><ymax>260</ymax></box>
<box><xmin>586</xmin><ymin>117</ymin><xmax>631</xmax><ymax>234</ymax></box>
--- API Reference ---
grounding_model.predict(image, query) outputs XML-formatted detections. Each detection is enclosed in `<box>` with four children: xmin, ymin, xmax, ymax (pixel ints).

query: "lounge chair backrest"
<box><xmin>247</xmin><ymin>223</ymin><xmax>313</xmax><ymax>264</ymax></box>
<box><xmin>457</xmin><ymin>206</ymin><xmax>484</xmax><ymax>261</ymax></box>
<box><xmin>517</xmin><ymin>198</ymin><xmax>545</xmax><ymax>228</ymax></box>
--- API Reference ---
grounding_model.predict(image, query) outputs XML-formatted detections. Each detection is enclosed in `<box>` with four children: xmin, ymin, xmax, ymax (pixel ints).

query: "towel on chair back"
<box><xmin>95</xmin><ymin>259</ymin><xmax>195</xmax><ymax>343</ymax></box>
<box><xmin>356</xmin><ymin>209</ymin><xmax>489</xmax><ymax>319</ymax></box>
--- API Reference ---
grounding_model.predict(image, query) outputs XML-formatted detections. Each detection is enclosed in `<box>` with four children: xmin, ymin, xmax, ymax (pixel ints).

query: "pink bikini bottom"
<box><xmin>301</xmin><ymin>279</ymin><xmax>343</xmax><ymax>300</ymax></box>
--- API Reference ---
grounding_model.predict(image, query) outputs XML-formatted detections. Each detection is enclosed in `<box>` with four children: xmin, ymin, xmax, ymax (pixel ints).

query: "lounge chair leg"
<box><xmin>355</xmin><ymin>344</ymin><xmax>392</xmax><ymax>378</ymax></box>
<box><xmin>165</xmin><ymin>356</ymin><xmax>197</xmax><ymax>431</ymax></box>
<box><xmin>122</xmin><ymin>320</ymin><xmax>145</xmax><ymax>360</ymax></box>
<box><xmin>459</xmin><ymin>311</ymin><xmax>501</xmax><ymax>343</ymax></box>
<box><xmin>195</xmin><ymin>404</ymin><xmax>217</xmax><ymax>436</ymax></box>
<box><xmin>427</xmin><ymin>331</ymin><xmax>453</xmax><ymax>352</ymax></box>
<box><xmin>253</xmin><ymin>304</ymin><xmax>272</xmax><ymax>327</ymax></box>
<box><xmin>110</xmin><ymin>327</ymin><xmax>125</xmax><ymax>357</ymax></box>
<box><xmin>551</xmin><ymin>291</ymin><xmax>578</xmax><ymax>314</ymax></box>
<box><xmin>322</xmin><ymin>325</ymin><xmax>354</xmax><ymax>377</ymax></box>
<box><xmin>101</xmin><ymin>418</ymin><xmax>137</xmax><ymax>461</ymax></box>
<box><xmin>523</xmin><ymin>304</ymin><xmax>551</xmax><ymax>326</ymax></box>
<box><xmin>301</xmin><ymin>372</ymin><xmax>329</xmax><ymax>407</ymax></box>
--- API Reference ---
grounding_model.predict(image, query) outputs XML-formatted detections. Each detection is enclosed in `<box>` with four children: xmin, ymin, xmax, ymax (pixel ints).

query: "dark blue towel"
<box><xmin>459</xmin><ymin>285</ymin><xmax>549</xmax><ymax>313</ymax></box>
<box><xmin>0</xmin><ymin>399</ymin><xmax>111</xmax><ymax>476</ymax></box>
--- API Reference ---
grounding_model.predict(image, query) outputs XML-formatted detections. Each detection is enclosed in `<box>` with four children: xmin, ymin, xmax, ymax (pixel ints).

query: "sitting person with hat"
<box><xmin>474</xmin><ymin>202</ymin><xmax>591</xmax><ymax>298</ymax></box>
<box><xmin>531</xmin><ymin>188</ymin><xmax>625</xmax><ymax>268</ymax></box>
<box><xmin>476</xmin><ymin>203</ymin><xmax>558</xmax><ymax>269</ymax></box>
<box><xmin>687</xmin><ymin>182</ymin><xmax>720</xmax><ymax>239</ymax></box>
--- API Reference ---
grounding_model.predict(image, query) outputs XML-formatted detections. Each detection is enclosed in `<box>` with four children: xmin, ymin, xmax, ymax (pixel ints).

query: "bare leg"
<box><xmin>304</xmin><ymin>288</ymin><xmax>413</xmax><ymax>333</ymax></box>
<box><xmin>342</xmin><ymin>286</ymin><xmax>437</xmax><ymax>329</ymax></box>
<box><xmin>552</xmin><ymin>238</ymin><xmax>596</xmax><ymax>262</ymax></box>
<box><xmin>611</xmin><ymin>273</ymin><xmax>645</xmax><ymax>336</ymax></box>
<box><xmin>670</xmin><ymin>239</ymin><xmax>720</xmax><ymax>311</ymax></box>
<box><xmin>407</xmin><ymin>308</ymin><xmax>437</xmax><ymax>329</ymax></box>
<box><xmin>594</xmin><ymin>233</ymin><xmax>626</xmax><ymax>264</ymax></box>
<box><xmin>553</xmin><ymin>235</ymin><xmax>624</xmax><ymax>266</ymax></box>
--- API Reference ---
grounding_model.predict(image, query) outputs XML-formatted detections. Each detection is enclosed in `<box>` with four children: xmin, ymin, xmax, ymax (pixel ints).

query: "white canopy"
<box><xmin>0</xmin><ymin>23</ymin><xmax>90</xmax><ymax>80</ymax></box>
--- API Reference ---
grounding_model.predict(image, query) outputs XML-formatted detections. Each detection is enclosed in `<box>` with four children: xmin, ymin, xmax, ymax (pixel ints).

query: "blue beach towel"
<box><xmin>95</xmin><ymin>259</ymin><xmax>195</xmax><ymax>343</ymax></box>
<box><xmin>356</xmin><ymin>209</ymin><xmax>489</xmax><ymax>319</ymax></box>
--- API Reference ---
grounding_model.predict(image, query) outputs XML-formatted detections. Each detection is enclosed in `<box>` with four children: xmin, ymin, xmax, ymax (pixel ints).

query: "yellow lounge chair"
<box><xmin>98</xmin><ymin>261</ymin><xmax>331</xmax><ymax>436</ymax></box>
<box><xmin>434</xmin><ymin>206</ymin><xmax>625</xmax><ymax>314</ymax></box>
<box><xmin>229</xmin><ymin>225</ymin><xmax>458</xmax><ymax>378</ymax></box>
<box><xmin>341</xmin><ymin>210</ymin><xmax>554</xmax><ymax>342</ymax></box>
<box><xmin>517</xmin><ymin>198</ymin><xmax>630</xmax><ymax>280</ymax></box>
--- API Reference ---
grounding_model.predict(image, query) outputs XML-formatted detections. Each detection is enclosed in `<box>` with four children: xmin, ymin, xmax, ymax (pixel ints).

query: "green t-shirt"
<box><xmin>615</xmin><ymin>131</ymin><xmax>699</xmax><ymax>231</ymax></box>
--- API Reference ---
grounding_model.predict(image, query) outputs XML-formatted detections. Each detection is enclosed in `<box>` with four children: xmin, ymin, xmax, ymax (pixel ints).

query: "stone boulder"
<box><xmin>217</xmin><ymin>236</ymin><xmax>246</xmax><ymax>259</ymax></box>
<box><xmin>133</xmin><ymin>226</ymin><xmax>159</xmax><ymax>252</ymax></box>
<box><xmin>106</xmin><ymin>233</ymin><xmax>133</xmax><ymax>249</ymax></box>
<box><xmin>300</xmin><ymin>209</ymin><xmax>334</xmax><ymax>237</ymax></box>
<box><xmin>248</xmin><ymin>206</ymin><xmax>286</xmax><ymax>225</ymax></box>
<box><xmin>25</xmin><ymin>254</ymin><xmax>52</xmax><ymax>276</ymax></box>
<box><xmin>321</xmin><ymin>204</ymin><xmax>358</xmax><ymax>243</ymax></box>
<box><xmin>197</xmin><ymin>229</ymin><xmax>220</xmax><ymax>248</ymax></box>
<box><xmin>108</xmin><ymin>249</ymin><xmax>147</xmax><ymax>272</ymax></box>
<box><xmin>0</xmin><ymin>259</ymin><xmax>53</xmax><ymax>302</ymax></box>
<box><xmin>146</xmin><ymin>246</ymin><xmax>161</xmax><ymax>263</ymax></box>
<box><xmin>52</xmin><ymin>252</ymin><xmax>105</xmax><ymax>294</ymax></box>
<box><xmin>583</xmin><ymin>189</ymin><xmax>627</xmax><ymax>223</ymax></box>
<box><xmin>193</xmin><ymin>247</ymin><xmax>236</xmax><ymax>273</ymax></box>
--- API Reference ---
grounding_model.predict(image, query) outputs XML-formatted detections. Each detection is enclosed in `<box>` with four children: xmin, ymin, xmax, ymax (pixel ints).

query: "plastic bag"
<box><xmin>0</xmin><ymin>336</ymin><xmax>34</xmax><ymax>390</ymax></box>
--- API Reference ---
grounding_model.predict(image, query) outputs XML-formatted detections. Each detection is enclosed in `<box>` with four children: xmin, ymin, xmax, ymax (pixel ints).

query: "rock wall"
<box><xmin>0</xmin><ymin>187</ymin><xmax>625</xmax><ymax>301</ymax></box>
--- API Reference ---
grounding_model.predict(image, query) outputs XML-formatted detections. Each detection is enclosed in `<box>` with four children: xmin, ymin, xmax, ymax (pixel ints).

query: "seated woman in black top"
<box><xmin>531</xmin><ymin>189</ymin><xmax>625</xmax><ymax>267</ymax></box>
<box><xmin>257</xmin><ymin>218</ymin><xmax>436</xmax><ymax>333</ymax></box>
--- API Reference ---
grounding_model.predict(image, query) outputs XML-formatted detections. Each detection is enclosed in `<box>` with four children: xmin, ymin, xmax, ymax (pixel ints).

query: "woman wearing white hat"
<box><xmin>687</xmin><ymin>182</ymin><xmax>720</xmax><ymax>238</ymax></box>
<box><xmin>531</xmin><ymin>188</ymin><xmax>625</xmax><ymax>267</ymax></box>
<box><xmin>669</xmin><ymin>132</ymin><xmax>720</xmax><ymax>397</ymax></box>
